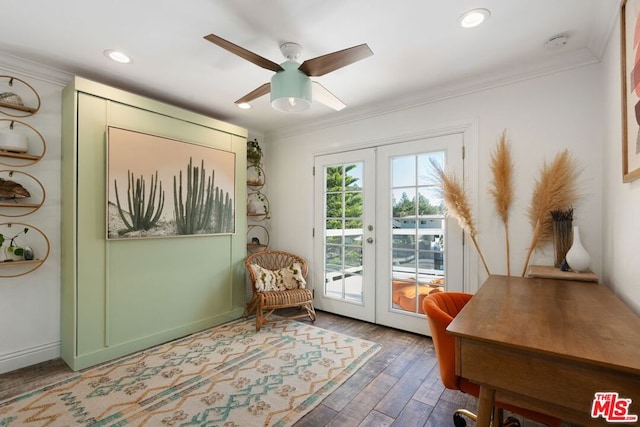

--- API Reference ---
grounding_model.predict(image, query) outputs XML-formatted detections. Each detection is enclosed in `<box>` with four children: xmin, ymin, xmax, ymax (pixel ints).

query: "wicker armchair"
<box><xmin>244</xmin><ymin>250</ymin><xmax>316</xmax><ymax>331</ymax></box>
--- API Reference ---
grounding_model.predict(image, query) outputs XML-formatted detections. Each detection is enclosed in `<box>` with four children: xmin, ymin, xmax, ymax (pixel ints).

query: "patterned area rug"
<box><xmin>0</xmin><ymin>318</ymin><xmax>381</xmax><ymax>426</ymax></box>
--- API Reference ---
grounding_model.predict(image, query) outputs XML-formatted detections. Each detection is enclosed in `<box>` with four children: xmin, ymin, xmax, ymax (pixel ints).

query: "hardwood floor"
<box><xmin>0</xmin><ymin>310</ymin><xmax>556</xmax><ymax>427</ymax></box>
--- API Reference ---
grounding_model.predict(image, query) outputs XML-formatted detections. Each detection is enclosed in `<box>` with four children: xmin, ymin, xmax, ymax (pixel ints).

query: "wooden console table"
<box><xmin>447</xmin><ymin>275</ymin><xmax>640</xmax><ymax>426</ymax></box>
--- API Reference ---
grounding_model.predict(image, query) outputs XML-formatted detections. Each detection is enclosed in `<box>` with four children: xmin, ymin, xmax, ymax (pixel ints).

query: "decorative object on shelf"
<box><xmin>247</xmin><ymin>224</ymin><xmax>269</xmax><ymax>252</ymax></box>
<box><xmin>247</xmin><ymin>138</ymin><xmax>263</xmax><ymax>167</ymax></box>
<box><xmin>565</xmin><ymin>225</ymin><xmax>591</xmax><ymax>273</ymax></box>
<box><xmin>0</xmin><ymin>121</ymin><xmax>28</xmax><ymax>153</ymax></box>
<box><xmin>23</xmin><ymin>246</ymin><xmax>34</xmax><ymax>260</ymax></box>
<box><xmin>0</xmin><ymin>75</ymin><xmax>41</xmax><ymax>117</ymax></box>
<box><xmin>0</xmin><ymin>170</ymin><xmax>45</xmax><ymax>216</ymax></box>
<box><xmin>247</xmin><ymin>164</ymin><xmax>264</xmax><ymax>188</ymax></box>
<box><xmin>247</xmin><ymin>191</ymin><xmax>270</xmax><ymax>220</ymax></box>
<box><xmin>0</xmin><ymin>177</ymin><xmax>30</xmax><ymax>200</ymax></box>
<box><xmin>488</xmin><ymin>130</ymin><xmax>515</xmax><ymax>275</ymax></box>
<box><xmin>246</xmin><ymin>138</ymin><xmax>269</xmax><ymax>251</ymax></box>
<box><xmin>551</xmin><ymin>208</ymin><xmax>573</xmax><ymax>267</ymax></box>
<box><xmin>521</xmin><ymin>149</ymin><xmax>581</xmax><ymax>276</ymax></box>
<box><xmin>0</xmin><ymin>119</ymin><xmax>46</xmax><ymax>166</ymax></box>
<box><xmin>247</xmin><ymin>197</ymin><xmax>259</xmax><ymax>214</ymax></box>
<box><xmin>0</xmin><ymin>225</ymin><xmax>28</xmax><ymax>261</ymax></box>
<box><xmin>0</xmin><ymin>222</ymin><xmax>50</xmax><ymax>277</ymax></box>
<box><xmin>0</xmin><ymin>92</ymin><xmax>23</xmax><ymax>106</ymax></box>
<box><xmin>0</xmin><ymin>130</ymin><xmax>28</xmax><ymax>153</ymax></box>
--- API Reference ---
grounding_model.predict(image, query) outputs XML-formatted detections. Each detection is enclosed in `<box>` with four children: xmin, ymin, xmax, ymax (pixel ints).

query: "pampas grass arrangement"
<box><xmin>430</xmin><ymin>159</ymin><xmax>491</xmax><ymax>276</ymax></box>
<box><xmin>489</xmin><ymin>130</ymin><xmax>515</xmax><ymax>275</ymax></box>
<box><xmin>521</xmin><ymin>149</ymin><xmax>580</xmax><ymax>276</ymax></box>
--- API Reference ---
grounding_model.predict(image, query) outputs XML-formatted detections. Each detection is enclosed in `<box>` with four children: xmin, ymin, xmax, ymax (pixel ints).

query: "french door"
<box><xmin>313</xmin><ymin>133</ymin><xmax>464</xmax><ymax>335</ymax></box>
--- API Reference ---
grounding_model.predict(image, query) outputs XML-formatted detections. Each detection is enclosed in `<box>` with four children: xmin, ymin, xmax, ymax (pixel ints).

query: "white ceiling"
<box><xmin>0</xmin><ymin>0</ymin><xmax>620</xmax><ymax>135</ymax></box>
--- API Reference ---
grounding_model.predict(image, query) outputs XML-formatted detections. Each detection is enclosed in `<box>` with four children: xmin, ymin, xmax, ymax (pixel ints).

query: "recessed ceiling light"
<box><xmin>104</xmin><ymin>49</ymin><xmax>131</xmax><ymax>64</ymax></box>
<box><xmin>237</xmin><ymin>102</ymin><xmax>252</xmax><ymax>110</ymax></box>
<box><xmin>459</xmin><ymin>8</ymin><xmax>491</xmax><ymax>28</ymax></box>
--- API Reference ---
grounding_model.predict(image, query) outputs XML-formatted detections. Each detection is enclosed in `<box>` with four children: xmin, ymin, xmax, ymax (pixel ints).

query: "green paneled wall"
<box><xmin>61</xmin><ymin>77</ymin><xmax>247</xmax><ymax>370</ymax></box>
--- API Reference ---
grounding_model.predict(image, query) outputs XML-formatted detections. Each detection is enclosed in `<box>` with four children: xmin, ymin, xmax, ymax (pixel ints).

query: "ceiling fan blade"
<box><xmin>299</xmin><ymin>44</ymin><xmax>373</xmax><ymax>77</ymax></box>
<box><xmin>312</xmin><ymin>82</ymin><xmax>346</xmax><ymax>111</ymax></box>
<box><xmin>204</xmin><ymin>34</ymin><xmax>283</xmax><ymax>72</ymax></box>
<box><xmin>235</xmin><ymin>83</ymin><xmax>271</xmax><ymax>104</ymax></box>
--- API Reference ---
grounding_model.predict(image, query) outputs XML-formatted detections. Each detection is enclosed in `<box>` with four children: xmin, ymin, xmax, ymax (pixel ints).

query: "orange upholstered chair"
<box><xmin>423</xmin><ymin>292</ymin><xmax>562</xmax><ymax>427</ymax></box>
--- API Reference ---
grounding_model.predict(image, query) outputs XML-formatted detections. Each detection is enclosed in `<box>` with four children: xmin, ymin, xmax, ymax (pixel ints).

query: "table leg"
<box><xmin>477</xmin><ymin>385</ymin><xmax>495</xmax><ymax>427</ymax></box>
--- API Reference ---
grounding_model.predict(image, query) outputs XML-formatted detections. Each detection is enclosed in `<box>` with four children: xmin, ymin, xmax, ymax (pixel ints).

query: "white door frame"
<box><xmin>375</xmin><ymin>133</ymin><xmax>464</xmax><ymax>334</ymax></box>
<box><xmin>312</xmin><ymin>149</ymin><xmax>377</xmax><ymax>322</ymax></box>
<box><xmin>311</xmin><ymin>120</ymin><xmax>480</xmax><ymax>331</ymax></box>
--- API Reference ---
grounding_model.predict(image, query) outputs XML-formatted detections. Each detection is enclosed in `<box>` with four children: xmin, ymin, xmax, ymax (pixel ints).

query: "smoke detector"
<box><xmin>544</xmin><ymin>35</ymin><xmax>569</xmax><ymax>50</ymax></box>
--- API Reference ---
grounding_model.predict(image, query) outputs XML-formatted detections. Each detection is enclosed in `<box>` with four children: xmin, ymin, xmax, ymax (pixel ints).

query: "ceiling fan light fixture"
<box><xmin>237</xmin><ymin>102</ymin><xmax>252</xmax><ymax>109</ymax></box>
<box><xmin>459</xmin><ymin>8</ymin><xmax>490</xmax><ymax>28</ymax></box>
<box><xmin>270</xmin><ymin>62</ymin><xmax>312</xmax><ymax>112</ymax></box>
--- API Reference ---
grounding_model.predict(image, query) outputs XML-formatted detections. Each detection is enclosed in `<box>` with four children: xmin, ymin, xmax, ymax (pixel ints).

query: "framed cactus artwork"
<box><xmin>106</xmin><ymin>126</ymin><xmax>235</xmax><ymax>239</ymax></box>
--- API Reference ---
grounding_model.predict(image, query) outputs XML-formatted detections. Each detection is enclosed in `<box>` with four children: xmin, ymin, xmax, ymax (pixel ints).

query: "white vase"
<box><xmin>565</xmin><ymin>226</ymin><xmax>590</xmax><ymax>272</ymax></box>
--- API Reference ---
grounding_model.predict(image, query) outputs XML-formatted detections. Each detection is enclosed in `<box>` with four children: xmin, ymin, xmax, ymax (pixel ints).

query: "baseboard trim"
<box><xmin>0</xmin><ymin>341</ymin><xmax>61</xmax><ymax>375</ymax></box>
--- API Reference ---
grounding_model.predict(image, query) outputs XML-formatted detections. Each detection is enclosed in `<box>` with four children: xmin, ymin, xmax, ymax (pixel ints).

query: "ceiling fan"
<box><xmin>203</xmin><ymin>33</ymin><xmax>373</xmax><ymax>112</ymax></box>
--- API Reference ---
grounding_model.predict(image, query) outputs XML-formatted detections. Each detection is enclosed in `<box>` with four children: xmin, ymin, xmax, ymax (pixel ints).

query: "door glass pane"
<box><xmin>390</xmin><ymin>152</ymin><xmax>446</xmax><ymax>315</ymax></box>
<box><xmin>323</xmin><ymin>163</ymin><xmax>365</xmax><ymax>304</ymax></box>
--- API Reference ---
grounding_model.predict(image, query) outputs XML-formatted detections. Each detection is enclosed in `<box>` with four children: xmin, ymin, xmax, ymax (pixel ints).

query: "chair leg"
<box><xmin>255</xmin><ymin>296</ymin><xmax>264</xmax><ymax>332</ymax></box>
<box><xmin>453</xmin><ymin>409</ymin><xmax>476</xmax><ymax>427</ymax></box>
<box><xmin>503</xmin><ymin>417</ymin><xmax>520</xmax><ymax>427</ymax></box>
<box><xmin>493</xmin><ymin>407</ymin><xmax>504</xmax><ymax>427</ymax></box>
<box><xmin>306</xmin><ymin>303</ymin><xmax>317</xmax><ymax>322</ymax></box>
<box><xmin>244</xmin><ymin>295</ymin><xmax>258</xmax><ymax>317</ymax></box>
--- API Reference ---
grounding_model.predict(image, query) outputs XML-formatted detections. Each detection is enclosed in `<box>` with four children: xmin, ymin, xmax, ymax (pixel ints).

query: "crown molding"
<box><xmin>0</xmin><ymin>51</ymin><xmax>72</xmax><ymax>87</ymax></box>
<box><xmin>266</xmin><ymin>47</ymin><xmax>600</xmax><ymax>141</ymax></box>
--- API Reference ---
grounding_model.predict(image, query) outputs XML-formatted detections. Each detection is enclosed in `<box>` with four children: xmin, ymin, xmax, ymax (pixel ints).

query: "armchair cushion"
<box><xmin>250</xmin><ymin>263</ymin><xmax>307</xmax><ymax>292</ymax></box>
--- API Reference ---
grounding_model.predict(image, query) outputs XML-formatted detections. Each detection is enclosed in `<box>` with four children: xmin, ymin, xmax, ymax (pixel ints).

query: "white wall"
<box><xmin>266</xmin><ymin>64</ymin><xmax>604</xmax><ymax>295</ymax></box>
<box><xmin>601</xmin><ymin>17</ymin><xmax>640</xmax><ymax>314</ymax></box>
<box><xmin>0</xmin><ymin>57</ymin><xmax>66</xmax><ymax>373</ymax></box>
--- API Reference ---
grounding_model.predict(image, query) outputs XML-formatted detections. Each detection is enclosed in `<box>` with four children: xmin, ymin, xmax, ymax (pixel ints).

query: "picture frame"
<box><xmin>621</xmin><ymin>0</ymin><xmax>640</xmax><ymax>182</ymax></box>
<box><xmin>106</xmin><ymin>126</ymin><xmax>235</xmax><ymax>239</ymax></box>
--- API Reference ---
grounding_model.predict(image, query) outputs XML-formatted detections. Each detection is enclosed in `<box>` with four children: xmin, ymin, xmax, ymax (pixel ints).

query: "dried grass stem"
<box><xmin>521</xmin><ymin>150</ymin><xmax>580</xmax><ymax>276</ymax></box>
<box><xmin>489</xmin><ymin>131</ymin><xmax>514</xmax><ymax>275</ymax></box>
<box><xmin>431</xmin><ymin>159</ymin><xmax>491</xmax><ymax>276</ymax></box>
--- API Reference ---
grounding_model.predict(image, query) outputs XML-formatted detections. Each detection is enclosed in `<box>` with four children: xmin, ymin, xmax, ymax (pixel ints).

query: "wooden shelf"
<box><xmin>0</xmin><ymin>151</ymin><xmax>41</xmax><ymax>161</ymax></box>
<box><xmin>0</xmin><ymin>101</ymin><xmax>38</xmax><ymax>114</ymax></box>
<box><xmin>0</xmin><ymin>202</ymin><xmax>42</xmax><ymax>208</ymax></box>
<box><xmin>0</xmin><ymin>119</ymin><xmax>47</xmax><ymax>166</ymax></box>
<box><xmin>0</xmin><ymin>75</ymin><xmax>41</xmax><ymax>117</ymax></box>
<box><xmin>0</xmin><ymin>259</ymin><xmax>42</xmax><ymax>267</ymax></box>
<box><xmin>527</xmin><ymin>265</ymin><xmax>598</xmax><ymax>282</ymax></box>
<box><xmin>0</xmin><ymin>221</ymin><xmax>50</xmax><ymax>277</ymax></box>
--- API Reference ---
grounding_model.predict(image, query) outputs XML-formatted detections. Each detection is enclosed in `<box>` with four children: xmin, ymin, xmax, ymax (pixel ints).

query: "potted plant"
<box><xmin>0</xmin><ymin>227</ymin><xmax>28</xmax><ymax>261</ymax></box>
<box><xmin>247</xmin><ymin>139</ymin><xmax>263</xmax><ymax>167</ymax></box>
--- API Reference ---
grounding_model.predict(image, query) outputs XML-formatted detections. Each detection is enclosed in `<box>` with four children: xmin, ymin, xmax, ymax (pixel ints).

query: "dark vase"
<box><xmin>551</xmin><ymin>209</ymin><xmax>573</xmax><ymax>267</ymax></box>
